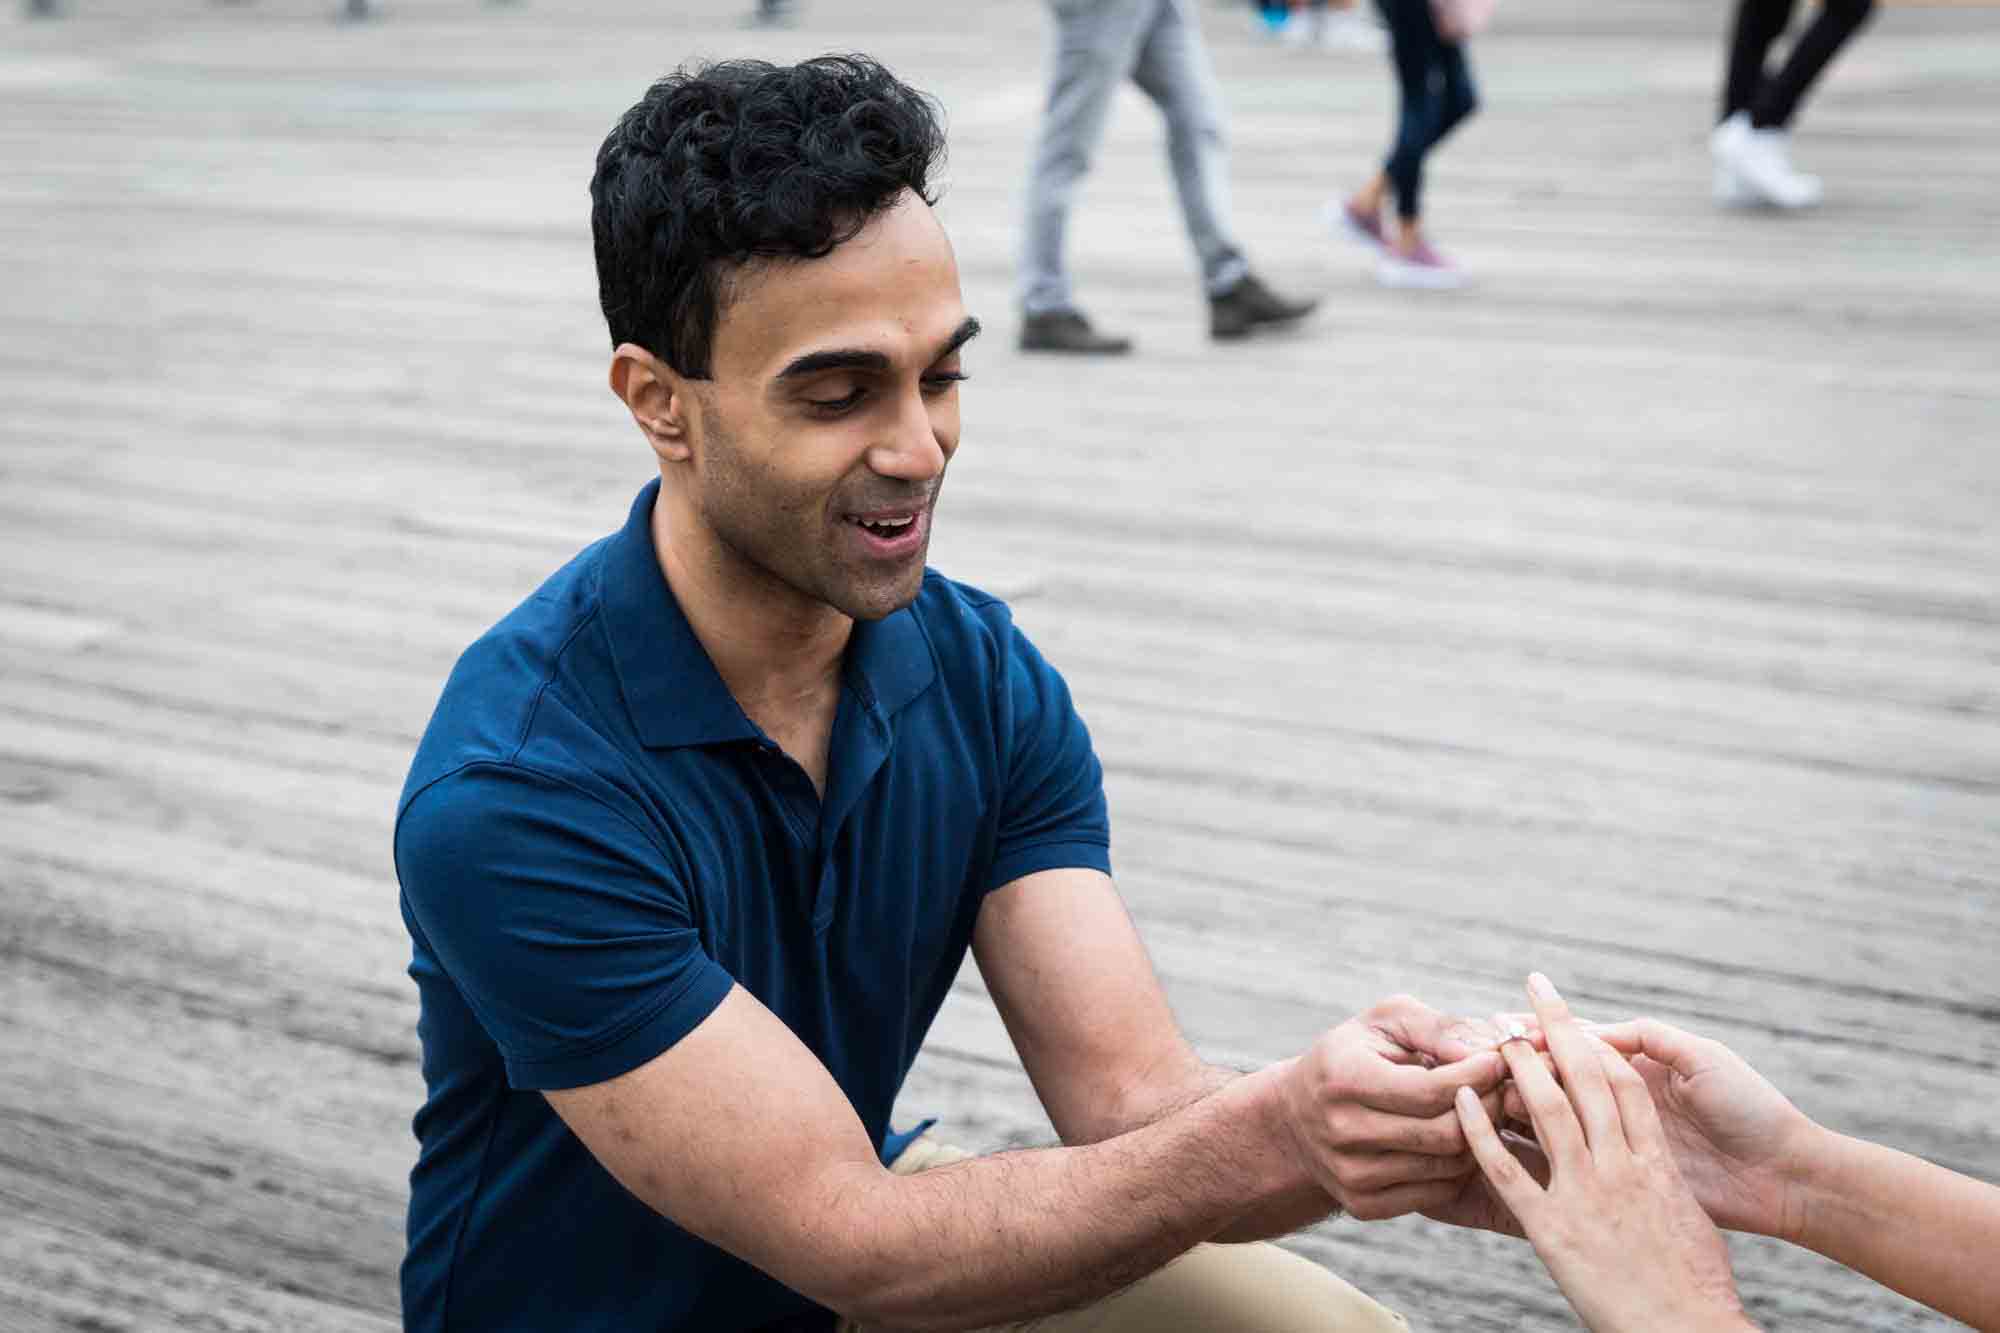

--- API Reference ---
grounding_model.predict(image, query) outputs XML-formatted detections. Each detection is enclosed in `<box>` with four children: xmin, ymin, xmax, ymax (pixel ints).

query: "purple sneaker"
<box><xmin>1329</xmin><ymin>200</ymin><xmax>1388</xmax><ymax>253</ymax></box>
<box><xmin>1377</xmin><ymin>241</ymin><xmax>1466</xmax><ymax>290</ymax></box>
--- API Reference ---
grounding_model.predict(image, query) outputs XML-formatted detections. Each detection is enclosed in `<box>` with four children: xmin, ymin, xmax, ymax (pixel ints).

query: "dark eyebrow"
<box><xmin>773</xmin><ymin>315</ymin><xmax>983</xmax><ymax>382</ymax></box>
<box><xmin>938</xmin><ymin>315</ymin><xmax>982</xmax><ymax>360</ymax></box>
<box><xmin>775</xmin><ymin>347</ymin><xmax>891</xmax><ymax>381</ymax></box>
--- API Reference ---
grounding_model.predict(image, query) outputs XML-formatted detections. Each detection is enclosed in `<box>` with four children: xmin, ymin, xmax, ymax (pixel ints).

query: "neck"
<box><xmin>651</xmin><ymin>485</ymin><xmax>850</xmax><ymax>722</ymax></box>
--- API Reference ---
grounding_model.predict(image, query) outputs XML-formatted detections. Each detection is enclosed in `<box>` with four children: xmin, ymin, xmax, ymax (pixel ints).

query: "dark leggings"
<box><xmin>1376</xmin><ymin>0</ymin><xmax>1478</xmax><ymax>221</ymax></box>
<box><xmin>1722</xmin><ymin>0</ymin><xmax>1876</xmax><ymax>129</ymax></box>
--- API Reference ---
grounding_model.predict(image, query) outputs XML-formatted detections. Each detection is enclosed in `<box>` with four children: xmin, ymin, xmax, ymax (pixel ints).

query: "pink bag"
<box><xmin>1430</xmin><ymin>0</ymin><xmax>1496</xmax><ymax>41</ymax></box>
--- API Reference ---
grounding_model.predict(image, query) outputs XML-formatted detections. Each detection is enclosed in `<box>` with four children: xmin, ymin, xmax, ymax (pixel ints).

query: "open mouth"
<box><xmin>843</xmin><ymin>508</ymin><xmax>925</xmax><ymax>558</ymax></box>
<box><xmin>849</xmin><ymin>514</ymin><xmax>916</xmax><ymax>537</ymax></box>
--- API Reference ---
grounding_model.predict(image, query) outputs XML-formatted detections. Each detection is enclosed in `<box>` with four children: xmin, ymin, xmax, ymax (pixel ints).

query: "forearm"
<box><xmin>814</xmin><ymin>1065</ymin><xmax>1300</xmax><ymax>1330</ymax></box>
<box><xmin>1096</xmin><ymin>1059</ymin><xmax>1338</xmax><ymax>1243</ymax></box>
<box><xmin>1792</xmin><ymin>1128</ymin><xmax>2000</xmax><ymax>1328</ymax></box>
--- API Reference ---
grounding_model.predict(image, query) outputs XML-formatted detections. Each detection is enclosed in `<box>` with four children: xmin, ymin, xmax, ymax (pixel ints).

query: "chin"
<box><xmin>838</xmin><ymin>568</ymin><xmax>927</xmax><ymax>622</ymax></box>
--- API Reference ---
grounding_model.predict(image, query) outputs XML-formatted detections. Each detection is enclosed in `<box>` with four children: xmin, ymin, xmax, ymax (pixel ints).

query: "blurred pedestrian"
<box><xmin>1019</xmin><ymin>0</ymin><xmax>1319</xmax><ymax>355</ymax></box>
<box><xmin>1332</xmin><ymin>0</ymin><xmax>1481</xmax><ymax>289</ymax></box>
<box><xmin>1710</xmin><ymin>0</ymin><xmax>1875</xmax><ymax>208</ymax></box>
<box><xmin>745</xmin><ymin>0</ymin><xmax>798</xmax><ymax>27</ymax></box>
<box><xmin>1278</xmin><ymin>0</ymin><xmax>1388</xmax><ymax>54</ymax></box>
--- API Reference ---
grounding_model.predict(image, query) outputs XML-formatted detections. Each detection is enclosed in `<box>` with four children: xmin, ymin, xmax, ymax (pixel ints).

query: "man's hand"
<box><xmin>1275</xmin><ymin>995</ymin><xmax>1509</xmax><ymax>1220</ymax></box>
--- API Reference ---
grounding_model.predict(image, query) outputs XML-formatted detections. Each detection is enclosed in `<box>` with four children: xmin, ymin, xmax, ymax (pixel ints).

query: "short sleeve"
<box><xmin>986</xmin><ymin>622</ymin><xmax>1112</xmax><ymax>891</ymax></box>
<box><xmin>395</xmin><ymin>763</ymin><xmax>734</xmax><ymax>1091</ymax></box>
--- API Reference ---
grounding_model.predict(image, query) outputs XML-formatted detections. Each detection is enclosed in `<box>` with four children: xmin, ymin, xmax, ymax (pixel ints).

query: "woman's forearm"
<box><xmin>1791</xmin><ymin>1127</ymin><xmax>2000</xmax><ymax>1329</ymax></box>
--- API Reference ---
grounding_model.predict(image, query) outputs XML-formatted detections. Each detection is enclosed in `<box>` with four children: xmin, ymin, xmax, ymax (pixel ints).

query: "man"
<box><xmin>1019</xmin><ymin>0</ymin><xmax>1319</xmax><ymax>353</ymax></box>
<box><xmin>395</xmin><ymin>56</ymin><xmax>1511</xmax><ymax>1332</ymax></box>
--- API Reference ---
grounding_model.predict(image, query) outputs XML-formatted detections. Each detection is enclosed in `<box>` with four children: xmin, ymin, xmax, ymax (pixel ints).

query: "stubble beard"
<box><xmin>696</xmin><ymin>406</ymin><xmax>940</xmax><ymax>623</ymax></box>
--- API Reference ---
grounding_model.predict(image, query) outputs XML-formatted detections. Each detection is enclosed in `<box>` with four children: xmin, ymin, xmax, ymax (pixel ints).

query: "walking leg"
<box><xmin>1019</xmin><ymin>0</ymin><xmax>1157</xmax><ymax>316</ymax></box>
<box><xmin>1130</xmin><ymin>0</ymin><xmax>1249</xmax><ymax>296</ymax></box>
<box><xmin>1720</xmin><ymin>0</ymin><xmax>1798</xmax><ymax>121</ymax></box>
<box><xmin>1752</xmin><ymin>0</ymin><xmax>1876</xmax><ymax>127</ymax></box>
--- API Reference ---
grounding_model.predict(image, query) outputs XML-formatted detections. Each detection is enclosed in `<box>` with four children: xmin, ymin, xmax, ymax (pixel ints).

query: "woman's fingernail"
<box><xmin>1455</xmin><ymin>1085</ymin><xmax>1477</xmax><ymax>1109</ymax></box>
<box><xmin>1527</xmin><ymin>973</ymin><xmax>1560</xmax><ymax>1003</ymax></box>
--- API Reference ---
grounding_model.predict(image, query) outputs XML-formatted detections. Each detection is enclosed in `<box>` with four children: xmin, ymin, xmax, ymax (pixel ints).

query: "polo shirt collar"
<box><xmin>842</xmin><ymin>596</ymin><xmax>935</xmax><ymax>722</ymax></box>
<box><xmin>603</xmin><ymin>479</ymin><xmax>936</xmax><ymax>750</ymax></box>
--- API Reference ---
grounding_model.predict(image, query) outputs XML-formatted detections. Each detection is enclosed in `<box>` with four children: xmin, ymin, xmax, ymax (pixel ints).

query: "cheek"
<box><xmin>930</xmin><ymin>400</ymin><xmax>962</xmax><ymax>454</ymax></box>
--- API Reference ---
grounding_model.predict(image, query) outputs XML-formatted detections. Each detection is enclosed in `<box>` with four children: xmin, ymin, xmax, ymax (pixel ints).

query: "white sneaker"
<box><xmin>1320</xmin><ymin>10</ymin><xmax>1388</xmax><ymax>52</ymax></box>
<box><xmin>1749</xmin><ymin>127</ymin><xmax>1823</xmax><ymax>206</ymax></box>
<box><xmin>1712</xmin><ymin>164</ymin><xmax>1762</xmax><ymax>208</ymax></box>
<box><xmin>1711</xmin><ymin>112</ymin><xmax>1822</xmax><ymax>209</ymax></box>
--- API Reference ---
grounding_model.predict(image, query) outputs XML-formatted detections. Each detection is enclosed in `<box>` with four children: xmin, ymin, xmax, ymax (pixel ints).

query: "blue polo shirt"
<box><xmin>393</xmin><ymin>478</ymin><xmax>1111</xmax><ymax>1332</ymax></box>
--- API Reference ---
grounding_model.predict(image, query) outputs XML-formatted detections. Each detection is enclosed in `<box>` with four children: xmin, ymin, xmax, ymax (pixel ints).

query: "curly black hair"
<box><xmin>590</xmin><ymin>55</ymin><xmax>948</xmax><ymax>378</ymax></box>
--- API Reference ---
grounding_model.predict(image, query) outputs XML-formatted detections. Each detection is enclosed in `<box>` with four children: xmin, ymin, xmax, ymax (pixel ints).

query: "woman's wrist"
<box><xmin>1772</xmin><ymin>1118</ymin><xmax>1842</xmax><ymax>1248</ymax></box>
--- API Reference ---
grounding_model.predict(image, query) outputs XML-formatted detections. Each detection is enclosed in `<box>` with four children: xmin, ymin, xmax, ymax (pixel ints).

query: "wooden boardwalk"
<box><xmin>3</xmin><ymin>1</ymin><xmax>1996</xmax><ymax>1328</ymax></box>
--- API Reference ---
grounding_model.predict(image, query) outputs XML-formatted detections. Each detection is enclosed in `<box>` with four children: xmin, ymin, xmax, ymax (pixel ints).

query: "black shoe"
<box><xmin>1209</xmin><ymin>273</ymin><xmax>1318</xmax><ymax>340</ymax></box>
<box><xmin>1019</xmin><ymin>310</ymin><xmax>1134</xmax><ymax>356</ymax></box>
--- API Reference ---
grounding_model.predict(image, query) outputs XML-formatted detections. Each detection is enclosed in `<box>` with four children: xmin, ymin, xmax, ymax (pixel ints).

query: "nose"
<box><xmin>866</xmin><ymin>384</ymin><xmax>950</xmax><ymax>482</ymax></box>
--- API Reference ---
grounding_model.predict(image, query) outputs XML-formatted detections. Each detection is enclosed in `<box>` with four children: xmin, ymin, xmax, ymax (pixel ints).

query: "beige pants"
<box><xmin>839</xmin><ymin>1135</ymin><xmax>1413</xmax><ymax>1333</ymax></box>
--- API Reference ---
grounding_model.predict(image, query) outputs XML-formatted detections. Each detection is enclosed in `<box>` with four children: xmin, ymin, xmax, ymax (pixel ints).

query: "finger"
<box><xmin>1525</xmin><ymin>973</ymin><xmax>1625</xmax><ymax>1156</ymax></box>
<box><xmin>1366</xmin><ymin>993</ymin><xmax>1496</xmax><ymax>1068</ymax></box>
<box><xmin>1454</xmin><ymin>1085</ymin><xmax>1545</xmax><ymax>1223</ymax></box>
<box><xmin>1351</xmin><ymin>1046</ymin><xmax>1509</xmax><ymax>1117</ymax></box>
<box><xmin>1498</xmin><ymin>1030</ymin><xmax>1587</xmax><ymax>1174</ymax></box>
<box><xmin>1332</xmin><ymin>1104</ymin><xmax>1477</xmax><ymax>1156</ymax></box>
<box><xmin>1341</xmin><ymin>1174</ymin><xmax>1468</xmax><ymax>1223</ymax></box>
<box><xmin>1500</xmin><ymin>1051</ymin><xmax>1558</xmax><ymax>1125</ymax></box>
<box><xmin>1334</xmin><ymin>1148</ymin><xmax>1478</xmax><ymax>1194</ymax></box>
<box><xmin>1590</xmin><ymin>1036</ymin><xmax>1670</xmax><ymax>1159</ymax></box>
<box><xmin>1431</xmin><ymin>1014</ymin><xmax>1508</xmax><ymax>1064</ymax></box>
<box><xmin>1498</xmin><ymin>1126</ymin><xmax>1552</xmax><ymax>1188</ymax></box>
<box><xmin>1585</xmin><ymin>1017</ymin><xmax>1716</xmax><ymax>1082</ymax></box>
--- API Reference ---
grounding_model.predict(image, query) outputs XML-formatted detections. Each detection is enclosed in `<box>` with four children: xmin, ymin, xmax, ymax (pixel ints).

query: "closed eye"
<box><xmin>921</xmin><ymin>372</ymin><xmax>970</xmax><ymax>395</ymax></box>
<box><xmin>806</xmin><ymin>387</ymin><xmax>868</xmax><ymax>414</ymax></box>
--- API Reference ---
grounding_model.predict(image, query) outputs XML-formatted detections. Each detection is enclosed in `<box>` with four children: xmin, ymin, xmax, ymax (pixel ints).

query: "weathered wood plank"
<box><xmin>2</xmin><ymin>1</ymin><xmax>1995</xmax><ymax>1329</ymax></box>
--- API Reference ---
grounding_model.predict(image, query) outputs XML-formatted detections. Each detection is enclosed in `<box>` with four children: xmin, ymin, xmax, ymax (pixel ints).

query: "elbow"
<box><xmin>817</xmin><ymin>1239</ymin><xmax>1013</xmax><ymax>1333</ymax></box>
<box><xmin>783</xmin><ymin>1172</ymin><xmax>969</xmax><ymax>1333</ymax></box>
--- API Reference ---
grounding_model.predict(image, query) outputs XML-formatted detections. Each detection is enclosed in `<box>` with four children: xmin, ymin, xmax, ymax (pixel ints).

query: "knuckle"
<box><xmin>1347</xmin><ymin>1196</ymin><xmax>1388</xmax><ymax>1222</ymax></box>
<box><xmin>1414</xmin><ymin>1121</ymin><xmax>1458</xmax><ymax>1154</ymax></box>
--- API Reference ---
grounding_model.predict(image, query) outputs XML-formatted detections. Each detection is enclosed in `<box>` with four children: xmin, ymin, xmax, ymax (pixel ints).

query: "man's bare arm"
<box><xmin>972</xmin><ymin>868</ymin><xmax>1504</xmax><ymax>1242</ymax></box>
<box><xmin>546</xmin><ymin>983</ymin><xmax>1303</xmax><ymax>1331</ymax></box>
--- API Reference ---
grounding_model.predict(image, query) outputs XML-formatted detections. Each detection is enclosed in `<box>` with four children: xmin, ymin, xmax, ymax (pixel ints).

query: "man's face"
<box><xmin>683</xmin><ymin>191</ymin><xmax>975</xmax><ymax>623</ymax></box>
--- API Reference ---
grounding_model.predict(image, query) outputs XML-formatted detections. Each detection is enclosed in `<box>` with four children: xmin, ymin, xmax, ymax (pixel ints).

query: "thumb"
<box><xmin>1588</xmin><ymin>1017</ymin><xmax>1710</xmax><ymax>1078</ymax></box>
<box><xmin>1366</xmin><ymin>994</ymin><xmax>1500</xmax><ymax>1065</ymax></box>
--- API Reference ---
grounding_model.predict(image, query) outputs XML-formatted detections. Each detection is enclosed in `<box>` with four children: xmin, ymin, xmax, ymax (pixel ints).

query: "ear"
<box><xmin>609</xmin><ymin>343</ymin><xmax>695</xmax><ymax>464</ymax></box>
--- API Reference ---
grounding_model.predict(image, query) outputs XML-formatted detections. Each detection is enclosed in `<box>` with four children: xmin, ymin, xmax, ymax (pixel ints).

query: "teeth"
<box><xmin>858</xmin><ymin>516</ymin><xmax>913</xmax><ymax>532</ymax></box>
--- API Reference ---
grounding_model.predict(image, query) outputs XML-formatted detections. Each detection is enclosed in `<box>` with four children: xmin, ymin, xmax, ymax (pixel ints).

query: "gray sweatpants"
<box><xmin>1019</xmin><ymin>0</ymin><xmax>1251</xmax><ymax>315</ymax></box>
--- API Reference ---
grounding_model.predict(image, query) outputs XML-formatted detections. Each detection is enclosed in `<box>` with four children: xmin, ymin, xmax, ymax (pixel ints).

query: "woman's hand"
<box><xmin>1455</xmin><ymin>975</ymin><xmax>1760</xmax><ymax>1333</ymax></box>
<box><xmin>1584</xmin><ymin>1017</ymin><xmax>1820</xmax><ymax>1241</ymax></box>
